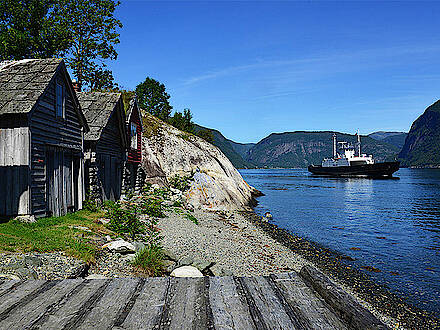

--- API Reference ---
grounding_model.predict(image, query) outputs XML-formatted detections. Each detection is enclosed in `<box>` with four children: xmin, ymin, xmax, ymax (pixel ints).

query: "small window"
<box><xmin>131</xmin><ymin>123</ymin><xmax>137</xmax><ymax>149</ymax></box>
<box><xmin>56</xmin><ymin>82</ymin><xmax>64</xmax><ymax>118</ymax></box>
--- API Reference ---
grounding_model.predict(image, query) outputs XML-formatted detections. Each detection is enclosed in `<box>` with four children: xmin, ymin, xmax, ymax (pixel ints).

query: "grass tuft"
<box><xmin>132</xmin><ymin>245</ymin><xmax>164</xmax><ymax>277</ymax></box>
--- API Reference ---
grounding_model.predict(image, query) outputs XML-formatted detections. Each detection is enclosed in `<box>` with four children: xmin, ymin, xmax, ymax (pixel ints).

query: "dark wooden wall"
<box><xmin>127</xmin><ymin>105</ymin><xmax>142</xmax><ymax>163</ymax></box>
<box><xmin>95</xmin><ymin>104</ymin><xmax>126</xmax><ymax>201</ymax></box>
<box><xmin>29</xmin><ymin>71</ymin><xmax>84</xmax><ymax>217</ymax></box>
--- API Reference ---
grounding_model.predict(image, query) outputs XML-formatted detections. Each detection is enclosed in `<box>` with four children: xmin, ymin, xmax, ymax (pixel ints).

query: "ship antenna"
<box><xmin>357</xmin><ymin>129</ymin><xmax>361</xmax><ymax>156</ymax></box>
<box><xmin>333</xmin><ymin>133</ymin><xmax>337</xmax><ymax>158</ymax></box>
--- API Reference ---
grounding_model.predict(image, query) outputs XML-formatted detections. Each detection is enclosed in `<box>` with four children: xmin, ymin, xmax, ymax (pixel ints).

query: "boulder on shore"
<box><xmin>170</xmin><ymin>266</ymin><xmax>203</xmax><ymax>278</ymax></box>
<box><xmin>141</xmin><ymin>114</ymin><xmax>259</xmax><ymax>211</ymax></box>
<box><xmin>102</xmin><ymin>239</ymin><xmax>136</xmax><ymax>254</ymax></box>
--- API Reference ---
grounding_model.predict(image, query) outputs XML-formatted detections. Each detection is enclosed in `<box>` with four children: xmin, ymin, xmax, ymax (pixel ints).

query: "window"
<box><xmin>131</xmin><ymin>123</ymin><xmax>137</xmax><ymax>149</ymax></box>
<box><xmin>56</xmin><ymin>82</ymin><xmax>64</xmax><ymax>118</ymax></box>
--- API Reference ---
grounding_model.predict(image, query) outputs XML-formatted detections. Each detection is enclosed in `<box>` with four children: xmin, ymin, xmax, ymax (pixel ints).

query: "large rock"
<box><xmin>141</xmin><ymin>114</ymin><xmax>258</xmax><ymax>211</ymax></box>
<box><xmin>170</xmin><ymin>266</ymin><xmax>203</xmax><ymax>278</ymax></box>
<box><xmin>102</xmin><ymin>239</ymin><xmax>136</xmax><ymax>254</ymax></box>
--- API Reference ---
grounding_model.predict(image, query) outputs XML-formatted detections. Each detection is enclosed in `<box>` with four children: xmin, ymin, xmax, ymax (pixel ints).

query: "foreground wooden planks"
<box><xmin>271</xmin><ymin>272</ymin><xmax>347</xmax><ymax>329</ymax></box>
<box><xmin>0</xmin><ymin>268</ymin><xmax>387</xmax><ymax>330</ymax></box>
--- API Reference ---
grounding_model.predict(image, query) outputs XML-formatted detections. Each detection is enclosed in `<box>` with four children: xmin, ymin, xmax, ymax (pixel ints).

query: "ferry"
<box><xmin>308</xmin><ymin>133</ymin><xmax>400</xmax><ymax>177</ymax></box>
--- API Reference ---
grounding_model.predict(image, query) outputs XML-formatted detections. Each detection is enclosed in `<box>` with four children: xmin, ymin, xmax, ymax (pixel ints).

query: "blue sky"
<box><xmin>108</xmin><ymin>1</ymin><xmax>440</xmax><ymax>143</ymax></box>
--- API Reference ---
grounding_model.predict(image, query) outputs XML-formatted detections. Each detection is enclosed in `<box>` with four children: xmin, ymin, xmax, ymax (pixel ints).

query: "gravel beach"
<box><xmin>158</xmin><ymin>209</ymin><xmax>311</xmax><ymax>276</ymax></box>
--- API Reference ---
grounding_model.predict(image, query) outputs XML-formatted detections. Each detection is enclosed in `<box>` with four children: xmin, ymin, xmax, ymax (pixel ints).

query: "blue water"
<box><xmin>240</xmin><ymin>168</ymin><xmax>440</xmax><ymax>314</ymax></box>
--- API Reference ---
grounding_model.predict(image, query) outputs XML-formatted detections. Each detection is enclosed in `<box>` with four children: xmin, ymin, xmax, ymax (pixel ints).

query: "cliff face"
<box><xmin>399</xmin><ymin>100</ymin><xmax>440</xmax><ymax>167</ymax></box>
<box><xmin>141</xmin><ymin>114</ymin><xmax>258</xmax><ymax>211</ymax></box>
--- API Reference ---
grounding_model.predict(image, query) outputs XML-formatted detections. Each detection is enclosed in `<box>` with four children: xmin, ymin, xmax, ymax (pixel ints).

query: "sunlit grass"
<box><xmin>0</xmin><ymin>210</ymin><xmax>107</xmax><ymax>263</ymax></box>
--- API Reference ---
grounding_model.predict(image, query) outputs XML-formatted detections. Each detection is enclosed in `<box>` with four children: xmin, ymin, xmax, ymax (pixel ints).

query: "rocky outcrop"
<box><xmin>141</xmin><ymin>114</ymin><xmax>258</xmax><ymax>211</ymax></box>
<box><xmin>399</xmin><ymin>100</ymin><xmax>440</xmax><ymax>167</ymax></box>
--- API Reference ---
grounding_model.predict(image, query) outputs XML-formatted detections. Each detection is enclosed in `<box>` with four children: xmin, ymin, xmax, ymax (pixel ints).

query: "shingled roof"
<box><xmin>77</xmin><ymin>92</ymin><xmax>126</xmax><ymax>142</ymax></box>
<box><xmin>0</xmin><ymin>58</ymin><xmax>64</xmax><ymax>115</ymax></box>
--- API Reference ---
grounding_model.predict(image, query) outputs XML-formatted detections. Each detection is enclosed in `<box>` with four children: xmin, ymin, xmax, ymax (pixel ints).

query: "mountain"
<box><xmin>193</xmin><ymin>124</ymin><xmax>256</xmax><ymax>168</ymax></box>
<box><xmin>368</xmin><ymin>131</ymin><xmax>408</xmax><ymax>150</ymax></box>
<box><xmin>246</xmin><ymin>131</ymin><xmax>399</xmax><ymax>168</ymax></box>
<box><xmin>399</xmin><ymin>100</ymin><xmax>440</xmax><ymax>167</ymax></box>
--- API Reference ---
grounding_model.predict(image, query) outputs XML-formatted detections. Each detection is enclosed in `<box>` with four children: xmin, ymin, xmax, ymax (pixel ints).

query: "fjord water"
<box><xmin>240</xmin><ymin>168</ymin><xmax>440</xmax><ymax>315</ymax></box>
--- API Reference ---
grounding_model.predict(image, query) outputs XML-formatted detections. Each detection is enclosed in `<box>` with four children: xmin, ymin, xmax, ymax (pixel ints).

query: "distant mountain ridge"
<box><xmin>193</xmin><ymin>125</ymin><xmax>256</xmax><ymax>168</ymax></box>
<box><xmin>195</xmin><ymin>125</ymin><xmax>399</xmax><ymax>169</ymax></box>
<box><xmin>399</xmin><ymin>100</ymin><xmax>440</xmax><ymax>167</ymax></box>
<box><xmin>368</xmin><ymin>131</ymin><xmax>408</xmax><ymax>150</ymax></box>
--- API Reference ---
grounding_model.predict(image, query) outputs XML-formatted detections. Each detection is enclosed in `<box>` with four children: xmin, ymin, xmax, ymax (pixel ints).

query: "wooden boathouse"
<box><xmin>77</xmin><ymin>92</ymin><xmax>127</xmax><ymax>202</ymax></box>
<box><xmin>0</xmin><ymin>59</ymin><xmax>89</xmax><ymax>219</ymax></box>
<box><xmin>123</xmin><ymin>97</ymin><xmax>144</xmax><ymax>195</ymax></box>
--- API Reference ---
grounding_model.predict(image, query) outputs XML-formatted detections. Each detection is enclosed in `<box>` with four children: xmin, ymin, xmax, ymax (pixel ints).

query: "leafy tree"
<box><xmin>56</xmin><ymin>0</ymin><xmax>122</xmax><ymax>90</ymax></box>
<box><xmin>0</xmin><ymin>0</ymin><xmax>70</xmax><ymax>60</ymax></box>
<box><xmin>196</xmin><ymin>129</ymin><xmax>214</xmax><ymax>144</ymax></box>
<box><xmin>169</xmin><ymin>108</ymin><xmax>194</xmax><ymax>134</ymax></box>
<box><xmin>0</xmin><ymin>0</ymin><xmax>122</xmax><ymax>90</ymax></box>
<box><xmin>136</xmin><ymin>77</ymin><xmax>173</xmax><ymax>121</ymax></box>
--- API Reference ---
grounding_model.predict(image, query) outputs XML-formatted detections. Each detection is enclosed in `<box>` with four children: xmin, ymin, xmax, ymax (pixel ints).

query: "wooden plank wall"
<box><xmin>0</xmin><ymin>127</ymin><xmax>30</xmax><ymax>216</ymax></box>
<box><xmin>29</xmin><ymin>75</ymin><xmax>84</xmax><ymax>218</ymax></box>
<box><xmin>96</xmin><ymin>106</ymin><xmax>125</xmax><ymax>201</ymax></box>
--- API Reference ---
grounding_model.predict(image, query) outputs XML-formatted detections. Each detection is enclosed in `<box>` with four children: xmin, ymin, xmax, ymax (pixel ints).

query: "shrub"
<box><xmin>83</xmin><ymin>190</ymin><xmax>100</xmax><ymax>212</ymax></box>
<box><xmin>104</xmin><ymin>201</ymin><xmax>144</xmax><ymax>240</ymax></box>
<box><xmin>141</xmin><ymin>197</ymin><xmax>165</xmax><ymax>218</ymax></box>
<box><xmin>132</xmin><ymin>244</ymin><xmax>164</xmax><ymax>276</ymax></box>
<box><xmin>169</xmin><ymin>174</ymin><xmax>192</xmax><ymax>191</ymax></box>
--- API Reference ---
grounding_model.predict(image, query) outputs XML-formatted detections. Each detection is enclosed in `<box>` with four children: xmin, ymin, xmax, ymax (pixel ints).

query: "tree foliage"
<box><xmin>196</xmin><ymin>129</ymin><xmax>214</xmax><ymax>144</ymax></box>
<box><xmin>0</xmin><ymin>0</ymin><xmax>70</xmax><ymax>60</ymax></box>
<box><xmin>0</xmin><ymin>0</ymin><xmax>122</xmax><ymax>90</ymax></box>
<box><xmin>57</xmin><ymin>0</ymin><xmax>122</xmax><ymax>90</ymax></box>
<box><xmin>136</xmin><ymin>77</ymin><xmax>173</xmax><ymax>121</ymax></box>
<box><xmin>169</xmin><ymin>108</ymin><xmax>194</xmax><ymax>134</ymax></box>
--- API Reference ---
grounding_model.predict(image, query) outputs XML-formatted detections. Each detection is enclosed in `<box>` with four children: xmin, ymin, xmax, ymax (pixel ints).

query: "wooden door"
<box><xmin>46</xmin><ymin>148</ymin><xmax>76</xmax><ymax>217</ymax></box>
<box><xmin>63</xmin><ymin>152</ymin><xmax>73</xmax><ymax>212</ymax></box>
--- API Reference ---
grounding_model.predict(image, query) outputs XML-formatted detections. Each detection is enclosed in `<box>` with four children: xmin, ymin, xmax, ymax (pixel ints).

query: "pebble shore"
<box><xmin>1</xmin><ymin>205</ymin><xmax>438</xmax><ymax>329</ymax></box>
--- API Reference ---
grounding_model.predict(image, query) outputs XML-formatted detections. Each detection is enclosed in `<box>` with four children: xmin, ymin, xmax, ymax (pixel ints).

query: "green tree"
<box><xmin>56</xmin><ymin>0</ymin><xmax>122</xmax><ymax>90</ymax></box>
<box><xmin>0</xmin><ymin>0</ymin><xmax>122</xmax><ymax>89</ymax></box>
<box><xmin>169</xmin><ymin>108</ymin><xmax>194</xmax><ymax>134</ymax></box>
<box><xmin>196</xmin><ymin>129</ymin><xmax>214</xmax><ymax>144</ymax></box>
<box><xmin>136</xmin><ymin>77</ymin><xmax>173</xmax><ymax>121</ymax></box>
<box><xmin>0</xmin><ymin>0</ymin><xmax>70</xmax><ymax>60</ymax></box>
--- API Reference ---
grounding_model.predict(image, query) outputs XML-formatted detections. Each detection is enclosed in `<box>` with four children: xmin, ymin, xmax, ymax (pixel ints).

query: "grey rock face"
<box><xmin>141</xmin><ymin>114</ymin><xmax>257</xmax><ymax>211</ymax></box>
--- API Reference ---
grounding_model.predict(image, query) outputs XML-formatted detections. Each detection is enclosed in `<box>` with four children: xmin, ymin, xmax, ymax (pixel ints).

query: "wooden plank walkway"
<box><xmin>0</xmin><ymin>265</ymin><xmax>387</xmax><ymax>330</ymax></box>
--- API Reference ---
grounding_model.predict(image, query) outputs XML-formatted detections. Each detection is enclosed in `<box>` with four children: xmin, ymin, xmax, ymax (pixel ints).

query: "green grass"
<box><xmin>132</xmin><ymin>245</ymin><xmax>164</xmax><ymax>276</ymax></box>
<box><xmin>0</xmin><ymin>210</ymin><xmax>107</xmax><ymax>263</ymax></box>
<box><xmin>185</xmin><ymin>212</ymin><xmax>198</xmax><ymax>225</ymax></box>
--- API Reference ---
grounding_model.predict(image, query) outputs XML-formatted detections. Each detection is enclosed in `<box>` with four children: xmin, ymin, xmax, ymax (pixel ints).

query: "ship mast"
<box><xmin>357</xmin><ymin>129</ymin><xmax>361</xmax><ymax>156</ymax></box>
<box><xmin>333</xmin><ymin>133</ymin><xmax>337</xmax><ymax>158</ymax></box>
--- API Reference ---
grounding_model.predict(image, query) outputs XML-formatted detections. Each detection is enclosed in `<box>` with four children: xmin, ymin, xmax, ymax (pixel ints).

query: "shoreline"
<box><xmin>240</xmin><ymin>210</ymin><xmax>440</xmax><ymax>329</ymax></box>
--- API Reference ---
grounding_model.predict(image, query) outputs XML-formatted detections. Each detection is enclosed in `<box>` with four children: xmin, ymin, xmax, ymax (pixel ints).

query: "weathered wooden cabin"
<box><xmin>122</xmin><ymin>97</ymin><xmax>144</xmax><ymax>195</ymax></box>
<box><xmin>77</xmin><ymin>92</ymin><xmax>127</xmax><ymax>202</ymax></box>
<box><xmin>0</xmin><ymin>58</ymin><xmax>89</xmax><ymax>219</ymax></box>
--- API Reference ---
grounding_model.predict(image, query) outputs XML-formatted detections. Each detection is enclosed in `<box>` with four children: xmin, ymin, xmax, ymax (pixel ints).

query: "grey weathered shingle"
<box><xmin>0</xmin><ymin>58</ymin><xmax>62</xmax><ymax>115</ymax></box>
<box><xmin>77</xmin><ymin>92</ymin><xmax>122</xmax><ymax>141</ymax></box>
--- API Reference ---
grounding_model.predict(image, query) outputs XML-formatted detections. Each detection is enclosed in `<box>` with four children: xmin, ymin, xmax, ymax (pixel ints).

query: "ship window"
<box><xmin>130</xmin><ymin>123</ymin><xmax>137</xmax><ymax>149</ymax></box>
<box><xmin>350</xmin><ymin>160</ymin><xmax>367</xmax><ymax>166</ymax></box>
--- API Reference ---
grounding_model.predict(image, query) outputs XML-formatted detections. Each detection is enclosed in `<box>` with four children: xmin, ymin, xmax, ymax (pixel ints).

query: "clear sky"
<box><xmin>108</xmin><ymin>1</ymin><xmax>440</xmax><ymax>143</ymax></box>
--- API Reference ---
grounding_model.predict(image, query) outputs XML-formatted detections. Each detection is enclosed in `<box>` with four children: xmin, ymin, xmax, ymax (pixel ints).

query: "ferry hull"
<box><xmin>308</xmin><ymin>161</ymin><xmax>400</xmax><ymax>177</ymax></box>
